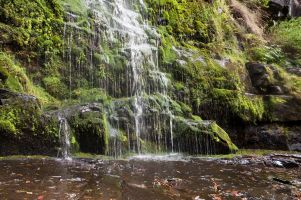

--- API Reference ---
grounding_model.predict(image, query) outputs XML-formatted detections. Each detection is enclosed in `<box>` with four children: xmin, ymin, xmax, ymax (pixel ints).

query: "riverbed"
<box><xmin>0</xmin><ymin>154</ymin><xmax>300</xmax><ymax>199</ymax></box>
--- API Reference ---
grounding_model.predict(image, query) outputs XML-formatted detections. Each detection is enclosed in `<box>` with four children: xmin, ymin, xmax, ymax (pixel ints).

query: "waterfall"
<box><xmin>58</xmin><ymin>117</ymin><xmax>71</xmax><ymax>159</ymax></box>
<box><xmin>60</xmin><ymin>0</ymin><xmax>176</xmax><ymax>155</ymax></box>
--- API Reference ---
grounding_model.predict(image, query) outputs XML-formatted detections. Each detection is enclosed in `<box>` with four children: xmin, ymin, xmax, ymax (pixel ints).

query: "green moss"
<box><xmin>60</xmin><ymin>0</ymin><xmax>88</xmax><ymax>15</ymax></box>
<box><xmin>0</xmin><ymin>65</ymin><xmax>9</xmax><ymax>83</ymax></box>
<box><xmin>69</xmin><ymin>110</ymin><xmax>109</xmax><ymax>154</ymax></box>
<box><xmin>0</xmin><ymin>120</ymin><xmax>17</xmax><ymax>135</ymax></box>
<box><xmin>173</xmin><ymin>116</ymin><xmax>237</xmax><ymax>154</ymax></box>
<box><xmin>0</xmin><ymin>52</ymin><xmax>59</xmax><ymax>106</ymax></box>
<box><xmin>210</xmin><ymin>89</ymin><xmax>265</xmax><ymax>122</ymax></box>
<box><xmin>0</xmin><ymin>0</ymin><xmax>63</xmax><ymax>58</ymax></box>
<box><xmin>71</xmin><ymin>135</ymin><xmax>80</xmax><ymax>153</ymax></box>
<box><xmin>72</xmin><ymin>88</ymin><xmax>110</xmax><ymax>104</ymax></box>
<box><xmin>210</xmin><ymin>122</ymin><xmax>238</xmax><ymax>152</ymax></box>
<box><xmin>42</xmin><ymin>76</ymin><xmax>68</xmax><ymax>99</ymax></box>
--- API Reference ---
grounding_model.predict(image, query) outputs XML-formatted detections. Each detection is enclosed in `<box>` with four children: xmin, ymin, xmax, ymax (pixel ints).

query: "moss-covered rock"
<box><xmin>0</xmin><ymin>89</ymin><xmax>59</xmax><ymax>156</ymax></box>
<box><xmin>173</xmin><ymin>117</ymin><xmax>238</xmax><ymax>154</ymax></box>
<box><xmin>70</xmin><ymin>109</ymin><xmax>108</xmax><ymax>154</ymax></box>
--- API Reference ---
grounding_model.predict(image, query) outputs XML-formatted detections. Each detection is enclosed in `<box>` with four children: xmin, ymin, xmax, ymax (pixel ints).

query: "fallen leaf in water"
<box><xmin>26</xmin><ymin>192</ymin><xmax>33</xmax><ymax>195</ymax></box>
<box><xmin>211</xmin><ymin>178</ymin><xmax>221</xmax><ymax>192</ymax></box>
<box><xmin>231</xmin><ymin>191</ymin><xmax>239</xmax><ymax>197</ymax></box>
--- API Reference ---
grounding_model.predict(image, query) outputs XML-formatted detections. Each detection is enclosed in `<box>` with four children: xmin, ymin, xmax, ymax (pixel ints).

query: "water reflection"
<box><xmin>0</xmin><ymin>157</ymin><xmax>300</xmax><ymax>199</ymax></box>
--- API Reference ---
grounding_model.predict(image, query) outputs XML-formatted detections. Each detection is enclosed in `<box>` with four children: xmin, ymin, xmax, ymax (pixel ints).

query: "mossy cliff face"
<box><xmin>0</xmin><ymin>89</ymin><xmax>59</xmax><ymax>155</ymax></box>
<box><xmin>0</xmin><ymin>0</ymin><xmax>301</xmax><ymax>156</ymax></box>
<box><xmin>145</xmin><ymin>0</ymin><xmax>301</xmax><ymax>151</ymax></box>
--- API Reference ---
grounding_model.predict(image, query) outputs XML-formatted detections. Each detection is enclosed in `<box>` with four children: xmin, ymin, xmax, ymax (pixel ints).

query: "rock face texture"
<box><xmin>243</xmin><ymin>123</ymin><xmax>301</xmax><ymax>151</ymax></box>
<box><xmin>240</xmin><ymin>63</ymin><xmax>301</xmax><ymax>152</ymax></box>
<box><xmin>0</xmin><ymin>89</ymin><xmax>59</xmax><ymax>156</ymax></box>
<box><xmin>269</xmin><ymin>0</ymin><xmax>301</xmax><ymax>17</ymax></box>
<box><xmin>290</xmin><ymin>0</ymin><xmax>301</xmax><ymax>16</ymax></box>
<box><xmin>246</xmin><ymin>62</ymin><xmax>284</xmax><ymax>94</ymax></box>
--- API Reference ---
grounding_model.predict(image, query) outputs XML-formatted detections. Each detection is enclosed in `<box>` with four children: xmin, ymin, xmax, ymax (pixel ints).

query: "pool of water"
<box><xmin>0</xmin><ymin>155</ymin><xmax>300</xmax><ymax>200</ymax></box>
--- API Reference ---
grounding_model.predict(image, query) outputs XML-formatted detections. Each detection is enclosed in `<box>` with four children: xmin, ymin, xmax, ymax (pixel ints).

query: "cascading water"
<box><xmin>60</xmin><ymin>0</ymin><xmax>223</xmax><ymax>157</ymax></box>
<box><xmin>80</xmin><ymin>0</ymin><xmax>174</xmax><ymax>155</ymax></box>
<box><xmin>58</xmin><ymin>117</ymin><xmax>71</xmax><ymax>159</ymax></box>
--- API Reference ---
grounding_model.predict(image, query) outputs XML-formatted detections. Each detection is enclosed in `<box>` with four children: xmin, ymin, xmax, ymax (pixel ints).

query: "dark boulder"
<box><xmin>242</xmin><ymin>123</ymin><xmax>301</xmax><ymax>152</ymax></box>
<box><xmin>243</xmin><ymin>124</ymin><xmax>289</xmax><ymax>150</ymax></box>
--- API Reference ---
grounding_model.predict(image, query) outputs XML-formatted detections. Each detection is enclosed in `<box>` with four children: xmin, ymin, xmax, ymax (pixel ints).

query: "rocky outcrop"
<box><xmin>174</xmin><ymin>118</ymin><xmax>238</xmax><ymax>154</ymax></box>
<box><xmin>268</xmin><ymin>0</ymin><xmax>301</xmax><ymax>18</ymax></box>
<box><xmin>265</xmin><ymin>95</ymin><xmax>301</xmax><ymax>122</ymax></box>
<box><xmin>48</xmin><ymin>103</ymin><xmax>108</xmax><ymax>155</ymax></box>
<box><xmin>238</xmin><ymin>62</ymin><xmax>301</xmax><ymax>151</ymax></box>
<box><xmin>247</xmin><ymin>122</ymin><xmax>301</xmax><ymax>152</ymax></box>
<box><xmin>0</xmin><ymin>89</ymin><xmax>59</xmax><ymax>156</ymax></box>
<box><xmin>246</xmin><ymin>62</ymin><xmax>285</xmax><ymax>95</ymax></box>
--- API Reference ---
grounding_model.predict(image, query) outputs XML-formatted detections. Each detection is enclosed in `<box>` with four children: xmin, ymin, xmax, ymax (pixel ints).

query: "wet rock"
<box><xmin>268</xmin><ymin>86</ymin><xmax>283</xmax><ymax>94</ymax></box>
<box><xmin>287</xmin><ymin>67</ymin><xmax>301</xmax><ymax>76</ymax></box>
<box><xmin>268</xmin><ymin>0</ymin><xmax>301</xmax><ymax>18</ymax></box>
<box><xmin>290</xmin><ymin>143</ymin><xmax>301</xmax><ymax>151</ymax></box>
<box><xmin>0</xmin><ymin>89</ymin><xmax>40</xmax><ymax>108</ymax></box>
<box><xmin>243</xmin><ymin>123</ymin><xmax>301</xmax><ymax>151</ymax></box>
<box><xmin>263</xmin><ymin>95</ymin><xmax>301</xmax><ymax>122</ymax></box>
<box><xmin>243</xmin><ymin>124</ymin><xmax>289</xmax><ymax>150</ymax></box>
<box><xmin>49</xmin><ymin>103</ymin><xmax>107</xmax><ymax>154</ymax></box>
<box><xmin>245</xmin><ymin>62</ymin><xmax>285</xmax><ymax>95</ymax></box>
<box><xmin>173</xmin><ymin>118</ymin><xmax>238</xmax><ymax>154</ymax></box>
<box><xmin>263</xmin><ymin>154</ymin><xmax>301</xmax><ymax>168</ymax></box>
<box><xmin>270</xmin><ymin>159</ymin><xmax>299</xmax><ymax>168</ymax></box>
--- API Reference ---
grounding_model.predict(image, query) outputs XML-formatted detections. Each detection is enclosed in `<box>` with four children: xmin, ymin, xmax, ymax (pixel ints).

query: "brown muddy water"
<box><xmin>0</xmin><ymin>154</ymin><xmax>300</xmax><ymax>200</ymax></box>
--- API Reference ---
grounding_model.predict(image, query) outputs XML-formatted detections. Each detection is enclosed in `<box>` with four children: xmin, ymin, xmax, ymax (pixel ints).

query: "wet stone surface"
<box><xmin>0</xmin><ymin>155</ymin><xmax>300</xmax><ymax>200</ymax></box>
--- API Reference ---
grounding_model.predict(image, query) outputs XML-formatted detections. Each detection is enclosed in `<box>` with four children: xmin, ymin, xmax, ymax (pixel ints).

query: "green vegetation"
<box><xmin>0</xmin><ymin>0</ymin><xmax>300</xmax><ymax>156</ymax></box>
<box><xmin>0</xmin><ymin>0</ymin><xmax>63</xmax><ymax>59</ymax></box>
<box><xmin>60</xmin><ymin>0</ymin><xmax>88</xmax><ymax>15</ymax></box>
<box><xmin>271</xmin><ymin>18</ymin><xmax>301</xmax><ymax>62</ymax></box>
<box><xmin>0</xmin><ymin>52</ymin><xmax>58</xmax><ymax>105</ymax></box>
<box><xmin>146</xmin><ymin>0</ymin><xmax>301</xmax><ymax>127</ymax></box>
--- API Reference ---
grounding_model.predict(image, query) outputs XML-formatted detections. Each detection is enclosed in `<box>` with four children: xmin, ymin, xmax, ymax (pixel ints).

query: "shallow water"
<box><xmin>0</xmin><ymin>155</ymin><xmax>300</xmax><ymax>200</ymax></box>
